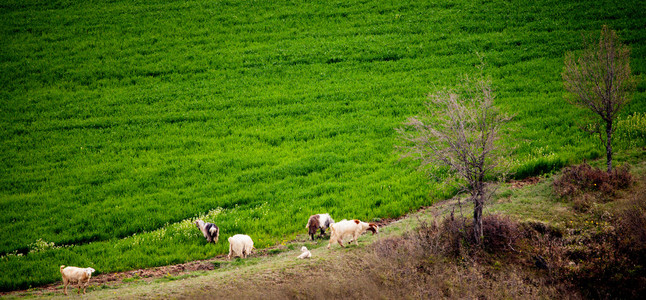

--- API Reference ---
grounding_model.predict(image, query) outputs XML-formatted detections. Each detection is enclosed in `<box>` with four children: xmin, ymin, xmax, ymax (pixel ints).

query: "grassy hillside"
<box><xmin>4</xmin><ymin>153</ymin><xmax>644</xmax><ymax>299</ymax></box>
<box><xmin>1</xmin><ymin>0</ymin><xmax>645</xmax><ymax>291</ymax></box>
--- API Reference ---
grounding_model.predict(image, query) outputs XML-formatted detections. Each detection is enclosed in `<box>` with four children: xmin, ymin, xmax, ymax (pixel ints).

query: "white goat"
<box><xmin>305</xmin><ymin>213</ymin><xmax>335</xmax><ymax>240</ymax></box>
<box><xmin>194</xmin><ymin>219</ymin><xmax>220</xmax><ymax>243</ymax></box>
<box><xmin>327</xmin><ymin>219</ymin><xmax>378</xmax><ymax>249</ymax></box>
<box><xmin>60</xmin><ymin>265</ymin><xmax>96</xmax><ymax>295</ymax></box>
<box><xmin>297</xmin><ymin>246</ymin><xmax>311</xmax><ymax>259</ymax></box>
<box><xmin>227</xmin><ymin>234</ymin><xmax>254</xmax><ymax>259</ymax></box>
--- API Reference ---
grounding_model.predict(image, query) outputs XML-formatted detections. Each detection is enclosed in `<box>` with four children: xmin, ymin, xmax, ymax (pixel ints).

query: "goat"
<box><xmin>327</xmin><ymin>219</ymin><xmax>378</xmax><ymax>249</ymax></box>
<box><xmin>60</xmin><ymin>265</ymin><xmax>96</xmax><ymax>295</ymax></box>
<box><xmin>194</xmin><ymin>219</ymin><xmax>220</xmax><ymax>243</ymax></box>
<box><xmin>227</xmin><ymin>234</ymin><xmax>254</xmax><ymax>259</ymax></box>
<box><xmin>297</xmin><ymin>246</ymin><xmax>311</xmax><ymax>259</ymax></box>
<box><xmin>305</xmin><ymin>213</ymin><xmax>335</xmax><ymax>240</ymax></box>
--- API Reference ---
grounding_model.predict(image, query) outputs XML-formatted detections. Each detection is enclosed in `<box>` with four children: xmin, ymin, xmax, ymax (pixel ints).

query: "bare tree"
<box><xmin>562</xmin><ymin>25</ymin><xmax>636</xmax><ymax>173</ymax></box>
<box><xmin>396</xmin><ymin>74</ymin><xmax>510</xmax><ymax>244</ymax></box>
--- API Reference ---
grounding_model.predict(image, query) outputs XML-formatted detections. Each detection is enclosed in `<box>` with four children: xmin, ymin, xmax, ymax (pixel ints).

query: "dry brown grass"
<box><xmin>519</xmin><ymin>174</ymin><xmax>646</xmax><ymax>299</ymax></box>
<box><xmin>563</xmin><ymin>177</ymin><xmax>646</xmax><ymax>299</ymax></box>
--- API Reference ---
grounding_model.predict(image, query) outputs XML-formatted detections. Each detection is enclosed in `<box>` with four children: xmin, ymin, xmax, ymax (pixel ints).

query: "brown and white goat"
<box><xmin>327</xmin><ymin>219</ymin><xmax>378</xmax><ymax>249</ymax></box>
<box><xmin>305</xmin><ymin>213</ymin><xmax>335</xmax><ymax>240</ymax></box>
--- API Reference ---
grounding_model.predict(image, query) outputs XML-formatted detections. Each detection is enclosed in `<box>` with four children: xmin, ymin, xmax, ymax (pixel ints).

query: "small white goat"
<box><xmin>327</xmin><ymin>219</ymin><xmax>378</xmax><ymax>249</ymax></box>
<box><xmin>60</xmin><ymin>265</ymin><xmax>96</xmax><ymax>295</ymax></box>
<box><xmin>194</xmin><ymin>219</ymin><xmax>220</xmax><ymax>243</ymax></box>
<box><xmin>297</xmin><ymin>246</ymin><xmax>311</xmax><ymax>259</ymax></box>
<box><xmin>305</xmin><ymin>213</ymin><xmax>335</xmax><ymax>240</ymax></box>
<box><xmin>227</xmin><ymin>234</ymin><xmax>254</xmax><ymax>259</ymax></box>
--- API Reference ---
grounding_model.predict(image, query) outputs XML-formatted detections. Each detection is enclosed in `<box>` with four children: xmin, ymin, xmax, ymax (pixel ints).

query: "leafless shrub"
<box><xmin>553</xmin><ymin>162</ymin><xmax>633</xmax><ymax>210</ymax></box>
<box><xmin>481</xmin><ymin>214</ymin><xmax>522</xmax><ymax>253</ymax></box>
<box><xmin>436</xmin><ymin>216</ymin><xmax>472</xmax><ymax>258</ymax></box>
<box><xmin>608</xmin><ymin>164</ymin><xmax>634</xmax><ymax>190</ymax></box>
<box><xmin>434</xmin><ymin>214</ymin><xmax>524</xmax><ymax>257</ymax></box>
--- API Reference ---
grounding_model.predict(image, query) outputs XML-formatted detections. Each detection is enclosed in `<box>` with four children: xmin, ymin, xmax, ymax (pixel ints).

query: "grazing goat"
<box><xmin>297</xmin><ymin>246</ymin><xmax>311</xmax><ymax>259</ymax></box>
<box><xmin>60</xmin><ymin>265</ymin><xmax>96</xmax><ymax>295</ymax></box>
<box><xmin>305</xmin><ymin>213</ymin><xmax>335</xmax><ymax>240</ymax></box>
<box><xmin>327</xmin><ymin>219</ymin><xmax>378</xmax><ymax>249</ymax></box>
<box><xmin>228</xmin><ymin>234</ymin><xmax>254</xmax><ymax>259</ymax></box>
<box><xmin>194</xmin><ymin>219</ymin><xmax>220</xmax><ymax>243</ymax></box>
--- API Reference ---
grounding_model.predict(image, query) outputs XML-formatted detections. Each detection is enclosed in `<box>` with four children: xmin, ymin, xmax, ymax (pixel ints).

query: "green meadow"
<box><xmin>1</xmin><ymin>0</ymin><xmax>645</xmax><ymax>291</ymax></box>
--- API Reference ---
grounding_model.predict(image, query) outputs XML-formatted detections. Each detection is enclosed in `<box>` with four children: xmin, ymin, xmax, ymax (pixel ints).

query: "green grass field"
<box><xmin>1</xmin><ymin>0</ymin><xmax>645</xmax><ymax>291</ymax></box>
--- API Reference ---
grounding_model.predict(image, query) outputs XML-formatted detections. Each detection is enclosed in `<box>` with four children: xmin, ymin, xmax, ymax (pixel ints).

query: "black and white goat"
<box><xmin>194</xmin><ymin>219</ymin><xmax>220</xmax><ymax>243</ymax></box>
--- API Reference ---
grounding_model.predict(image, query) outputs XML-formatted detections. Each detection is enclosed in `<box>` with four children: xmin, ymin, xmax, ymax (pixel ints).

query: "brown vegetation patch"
<box><xmin>533</xmin><ymin>176</ymin><xmax>646</xmax><ymax>299</ymax></box>
<box><xmin>553</xmin><ymin>163</ymin><xmax>633</xmax><ymax>211</ymax></box>
<box><xmin>509</xmin><ymin>176</ymin><xmax>541</xmax><ymax>189</ymax></box>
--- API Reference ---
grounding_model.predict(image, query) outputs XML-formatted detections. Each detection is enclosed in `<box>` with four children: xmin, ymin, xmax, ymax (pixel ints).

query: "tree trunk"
<box><xmin>473</xmin><ymin>191</ymin><xmax>483</xmax><ymax>244</ymax></box>
<box><xmin>606</xmin><ymin>120</ymin><xmax>613</xmax><ymax>173</ymax></box>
